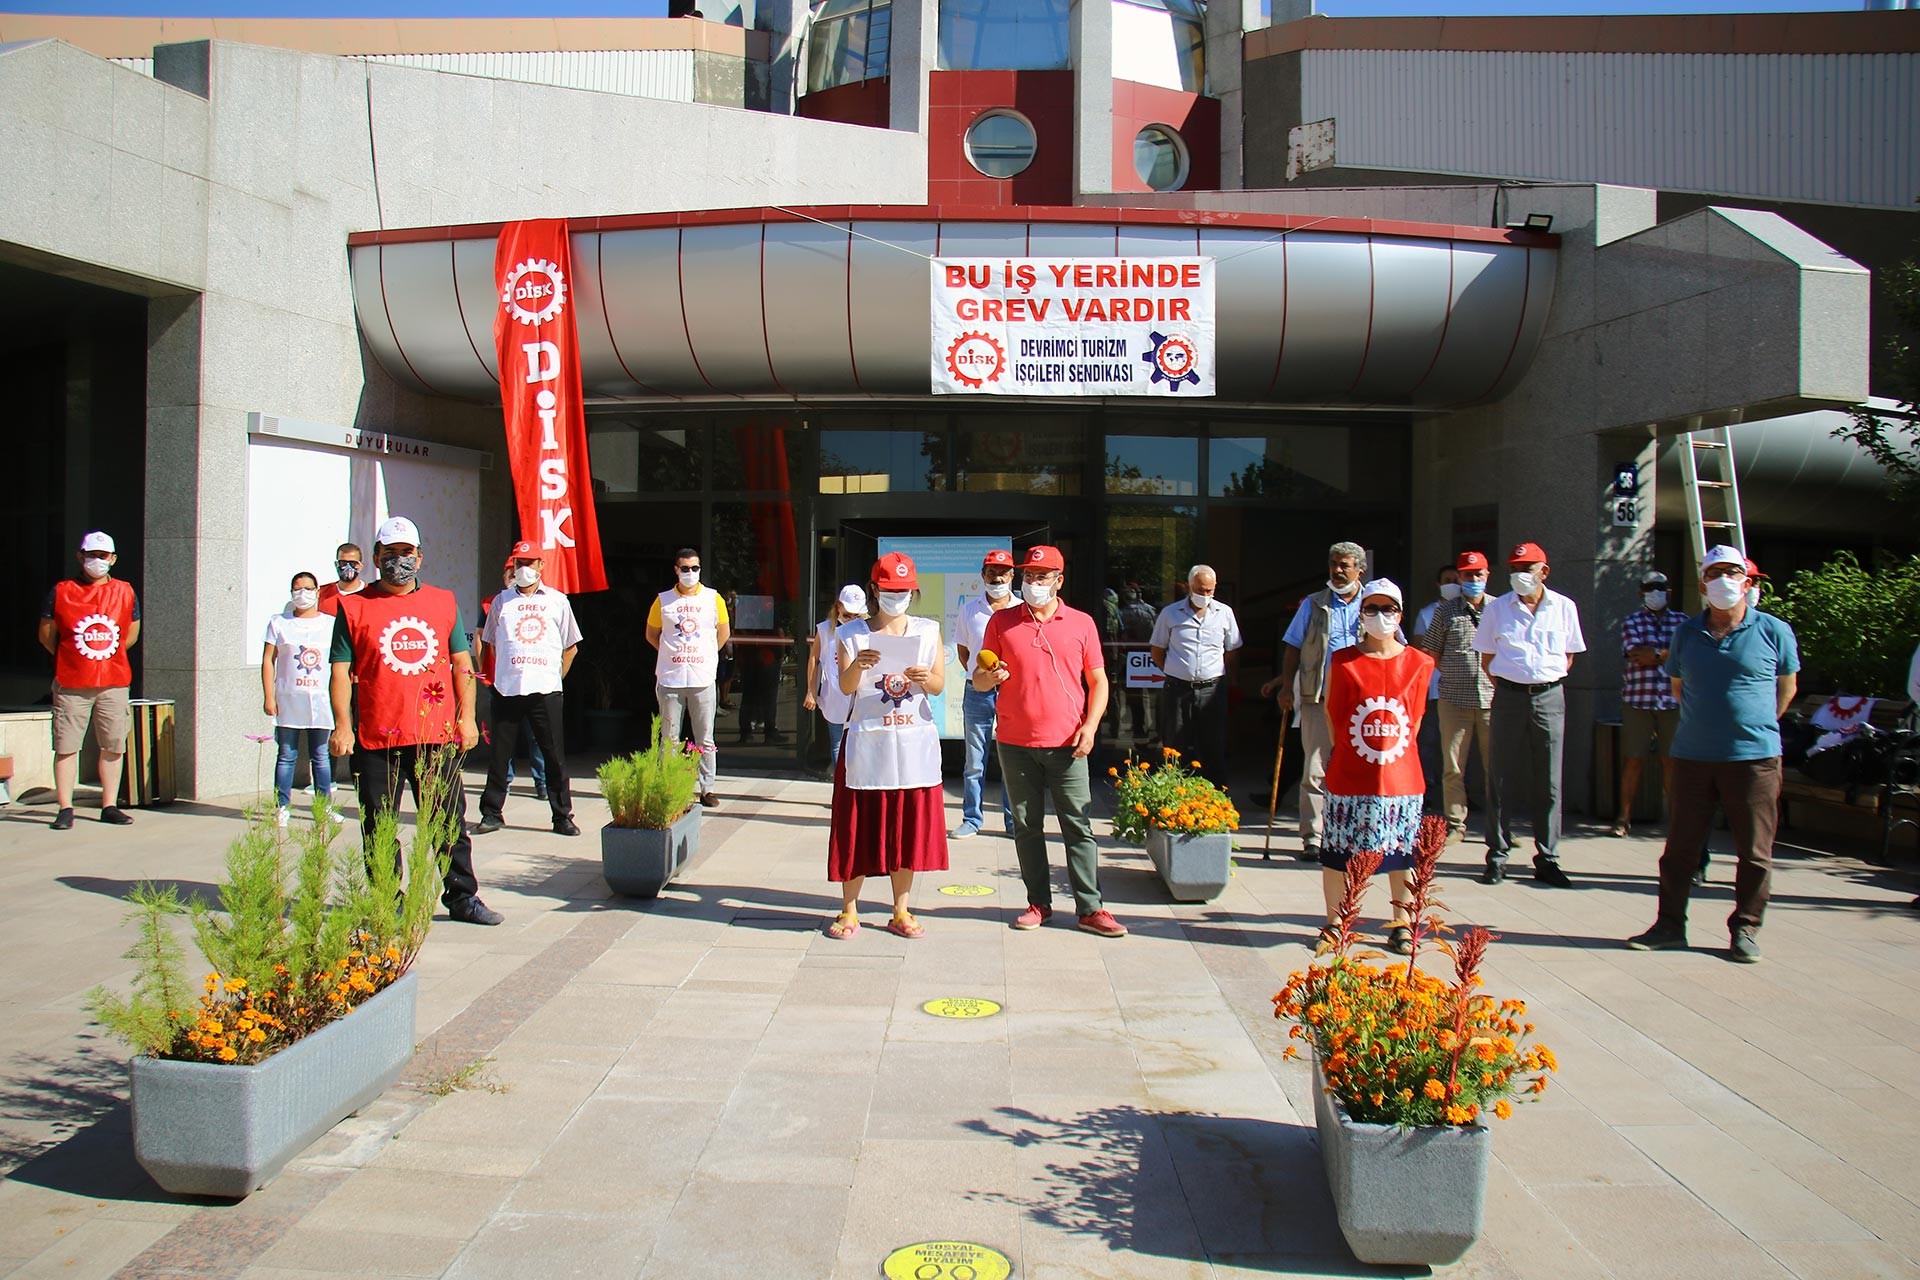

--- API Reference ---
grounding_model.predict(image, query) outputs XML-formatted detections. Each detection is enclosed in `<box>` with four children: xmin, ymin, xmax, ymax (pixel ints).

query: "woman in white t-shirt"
<box><xmin>804</xmin><ymin>583</ymin><xmax>869</xmax><ymax>766</ymax></box>
<box><xmin>826</xmin><ymin>553</ymin><xmax>949</xmax><ymax>939</ymax></box>
<box><xmin>261</xmin><ymin>571</ymin><xmax>339</xmax><ymax>828</ymax></box>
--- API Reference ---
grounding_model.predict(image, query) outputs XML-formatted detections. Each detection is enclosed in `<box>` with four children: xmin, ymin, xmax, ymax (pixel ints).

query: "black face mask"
<box><xmin>378</xmin><ymin>554</ymin><xmax>420</xmax><ymax>587</ymax></box>
<box><xmin>336</xmin><ymin>561</ymin><xmax>361</xmax><ymax>583</ymax></box>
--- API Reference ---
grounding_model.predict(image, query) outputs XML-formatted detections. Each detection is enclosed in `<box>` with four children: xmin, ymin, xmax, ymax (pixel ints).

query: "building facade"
<box><xmin>0</xmin><ymin>2</ymin><xmax>1909</xmax><ymax>801</ymax></box>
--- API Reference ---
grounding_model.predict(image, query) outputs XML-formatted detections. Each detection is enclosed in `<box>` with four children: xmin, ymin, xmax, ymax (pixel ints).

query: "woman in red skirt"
<box><xmin>827</xmin><ymin>551</ymin><xmax>950</xmax><ymax>939</ymax></box>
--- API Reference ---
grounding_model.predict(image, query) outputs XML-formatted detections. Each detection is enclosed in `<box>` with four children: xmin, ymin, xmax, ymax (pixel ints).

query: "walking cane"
<box><xmin>1264</xmin><ymin>707</ymin><xmax>1292</xmax><ymax>860</ymax></box>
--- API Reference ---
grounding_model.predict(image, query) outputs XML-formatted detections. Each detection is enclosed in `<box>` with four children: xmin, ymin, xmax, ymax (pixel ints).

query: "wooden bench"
<box><xmin>1779</xmin><ymin>695</ymin><xmax>1919</xmax><ymax>857</ymax></box>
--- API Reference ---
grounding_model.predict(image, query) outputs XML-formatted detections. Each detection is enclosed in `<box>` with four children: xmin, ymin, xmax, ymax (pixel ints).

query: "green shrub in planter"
<box><xmin>599</xmin><ymin>716</ymin><xmax>701</xmax><ymax>830</ymax></box>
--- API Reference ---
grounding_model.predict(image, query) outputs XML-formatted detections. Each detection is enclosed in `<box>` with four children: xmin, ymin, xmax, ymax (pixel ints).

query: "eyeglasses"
<box><xmin>676</xmin><ymin>564</ymin><xmax>701</xmax><ymax>572</ymax></box>
<box><xmin>1360</xmin><ymin>605</ymin><xmax>1401</xmax><ymax>617</ymax></box>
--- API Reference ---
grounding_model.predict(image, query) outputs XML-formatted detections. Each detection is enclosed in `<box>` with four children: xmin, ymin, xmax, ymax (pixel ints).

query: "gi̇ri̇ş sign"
<box><xmin>931</xmin><ymin>257</ymin><xmax>1215</xmax><ymax>397</ymax></box>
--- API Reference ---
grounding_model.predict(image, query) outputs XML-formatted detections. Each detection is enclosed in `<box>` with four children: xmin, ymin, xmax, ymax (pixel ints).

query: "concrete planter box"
<box><xmin>601</xmin><ymin>805</ymin><xmax>705</xmax><ymax>898</ymax></box>
<box><xmin>1144</xmin><ymin>828</ymin><xmax>1232</xmax><ymax>902</ymax></box>
<box><xmin>131</xmin><ymin>971</ymin><xmax>417</xmax><ymax>1198</ymax></box>
<box><xmin>1313</xmin><ymin>1056</ymin><xmax>1490</xmax><ymax>1266</ymax></box>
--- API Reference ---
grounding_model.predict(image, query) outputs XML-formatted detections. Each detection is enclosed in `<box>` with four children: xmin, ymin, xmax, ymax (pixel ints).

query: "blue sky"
<box><xmin>2</xmin><ymin>1</ymin><xmax>1870</xmax><ymax>17</ymax></box>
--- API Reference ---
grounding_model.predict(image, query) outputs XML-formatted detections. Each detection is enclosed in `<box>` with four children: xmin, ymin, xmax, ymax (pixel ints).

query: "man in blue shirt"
<box><xmin>1628</xmin><ymin>546</ymin><xmax>1799</xmax><ymax>963</ymax></box>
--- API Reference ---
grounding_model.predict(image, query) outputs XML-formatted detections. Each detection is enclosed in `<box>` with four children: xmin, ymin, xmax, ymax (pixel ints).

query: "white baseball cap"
<box><xmin>1360</xmin><ymin>577</ymin><xmax>1403</xmax><ymax>607</ymax></box>
<box><xmin>79</xmin><ymin>531</ymin><xmax>115</xmax><ymax>553</ymax></box>
<box><xmin>375</xmin><ymin>516</ymin><xmax>422</xmax><ymax>548</ymax></box>
<box><xmin>837</xmin><ymin>584</ymin><xmax>868</xmax><ymax>616</ymax></box>
<box><xmin>1702</xmin><ymin>545</ymin><xmax>1745</xmax><ymax>572</ymax></box>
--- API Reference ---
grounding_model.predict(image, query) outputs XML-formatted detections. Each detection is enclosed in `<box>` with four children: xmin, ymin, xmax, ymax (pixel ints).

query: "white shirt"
<box><xmin>815</xmin><ymin>618</ymin><xmax>855</xmax><ymax>725</ymax></box>
<box><xmin>838</xmin><ymin>617</ymin><xmax>942</xmax><ymax>790</ymax></box>
<box><xmin>956</xmin><ymin>593</ymin><xmax>1013</xmax><ymax>676</ymax></box>
<box><xmin>1148</xmin><ymin>598</ymin><xmax>1243</xmax><ymax>681</ymax></box>
<box><xmin>1473</xmin><ymin>588</ymin><xmax>1587</xmax><ymax>684</ymax></box>
<box><xmin>264</xmin><ymin>613</ymin><xmax>335</xmax><ymax>730</ymax></box>
<box><xmin>653</xmin><ymin>586</ymin><xmax>724</xmax><ymax>688</ymax></box>
<box><xmin>482</xmin><ymin>585</ymin><xmax>581</xmax><ymax>697</ymax></box>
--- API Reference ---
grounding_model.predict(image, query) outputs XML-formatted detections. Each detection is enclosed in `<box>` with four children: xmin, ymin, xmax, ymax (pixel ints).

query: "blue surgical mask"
<box><xmin>1459</xmin><ymin>579</ymin><xmax>1485</xmax><ymax>600</ymax></box>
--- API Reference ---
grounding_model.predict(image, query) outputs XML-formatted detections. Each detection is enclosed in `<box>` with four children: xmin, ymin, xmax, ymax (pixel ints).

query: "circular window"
<box><xmin>1134</xmin><ymin>125</ymin><xmax>1189</xmax><ymax>192</ymax></box>
<box><xmin>965</xmin><ymin>110</ymin><xmax>1037</xmax><ymax>179</ymax></box>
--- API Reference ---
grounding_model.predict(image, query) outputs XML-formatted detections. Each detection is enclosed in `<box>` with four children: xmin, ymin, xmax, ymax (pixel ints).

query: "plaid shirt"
<box><xmin>1419</xmin><ymin>597</ymin><xmax>1494</xmax><ymax>710</ymax></box>
<box><xmin>1620</xmin><ymin>606</ymin><xmax>1682</xmax><ymax>710</ymax></box>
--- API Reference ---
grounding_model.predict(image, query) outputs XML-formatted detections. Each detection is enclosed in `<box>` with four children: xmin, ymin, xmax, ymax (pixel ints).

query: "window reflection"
<box><xmin>819</xmin><ymin>428</ymin><xmax>949</xmax><ymax>493</ymax></box>
<box><xmin>712</xmin><ymin>418</ymin><xmax>803</xmax><ymax>492</ymax></box>
<box><xmin>939</xmin><ymin>0</ymin><xmax>1069</xmax><ymax>71</ymax></box>
<box><xmin>1112</xmin><ymin>0</ymin><xmax>1205</xmax><ymax>92</ymax></box>
<box><xmin>588</xmin><ymin>416</ymin><xmax>701</xmax><ymax>494</ymax></box>
<box><xmin>957</xmin><ymin>419</ymin><xmax>1084</xmax><ymax>495</ymax></box>
<box><xmin>806</xmin><ymin>0</ymin><xmax>892</xmax><ymax>94</ymax></box>
<box><xmin>711</xmin><ymin>499</ymin><xmax>802</xmax><ymax>750</ymax></box>
<box><xmin>965</xmin><ymin>111</ymin><xmax>1038</xmax><ymax>179</ymax></box>
<box><xmin>1105</xmin><ymin>432</ymin><xmax>1199</xmax><ymax>497</ymax></box>
<box><xmin>1209</xmin><ymin>427</ymin><xmax>1354</xmax><ymax>502</ymax></box>
<box><xmin>1133</xmin><ymin>125</ymin><xmax>1187</xmax><ymax>191</ymax></box>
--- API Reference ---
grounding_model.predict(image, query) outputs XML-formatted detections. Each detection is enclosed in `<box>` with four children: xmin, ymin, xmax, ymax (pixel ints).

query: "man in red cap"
<box><xmin>974</xmin><ymin>545</ymin><xmax>1126</xmax><ymax>938</ymax></box>
<box><xmin>1419</xmin><ymin>549</ymin><xmax>1498</xmax><ymax>847</ymax></box>
<box><xmin>953</xmin><ymin>547</ymin><xmax>1019</xmax><ymax>839</ymax></box>
<box><xmin>1473</xmin><ymin>541</ymin><xmax>1586</xmax><ymax>886</ymax></box>
<box><xmin>474</xmin><ymin>542</ymin><xmax>583</xmax><ymax>837</ymax></box>
<box><xmin>38</xmin><ymin>529</ymin><xmax>140</xmax><ymax>830</ymax></box>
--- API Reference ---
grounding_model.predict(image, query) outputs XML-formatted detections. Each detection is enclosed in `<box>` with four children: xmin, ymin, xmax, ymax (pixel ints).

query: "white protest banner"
<box><xmin>931</xmin><ymin>257</ymin><xmax>1215</xmax><ymax>397</ymax></box>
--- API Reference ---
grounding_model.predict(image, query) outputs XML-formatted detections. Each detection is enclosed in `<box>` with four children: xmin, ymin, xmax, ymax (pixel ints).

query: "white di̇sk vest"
<box><xmin>838</xmin><ymin>617</ymin><xmax>941</xmax><ymax>791</ymax></box>
<box><xmin>655</xmin><ymin>587</ymin><xmax>721</xmax><ymax>688</ymax></box>
<box><xmin>816</xmin><ymin>618</ymin><xmax>856</xmax><ymax>725</ymax></box>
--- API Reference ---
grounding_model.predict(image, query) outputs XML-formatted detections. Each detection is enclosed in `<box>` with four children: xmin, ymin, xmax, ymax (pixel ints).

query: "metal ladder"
<box><xmin>1678</xmin><ymin>426</ymin><xmax>1747</xmax><ymax>573</ymax></box>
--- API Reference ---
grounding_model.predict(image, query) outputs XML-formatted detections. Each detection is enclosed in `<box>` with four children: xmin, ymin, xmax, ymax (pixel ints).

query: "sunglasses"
<box><xmin>1361</xmin><ymin>604</ymin><xmax>1401</xmax><ymax>617</ymax></box>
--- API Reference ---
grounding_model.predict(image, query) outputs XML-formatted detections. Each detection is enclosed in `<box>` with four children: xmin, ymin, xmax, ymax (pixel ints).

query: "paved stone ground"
<box><xmin>2</xmin><ymin>765</ymin><xmax>1919</xmax><ymax>1279</ymax></box>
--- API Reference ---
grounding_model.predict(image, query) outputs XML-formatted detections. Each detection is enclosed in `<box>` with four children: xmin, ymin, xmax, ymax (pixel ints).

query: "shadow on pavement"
<box><xmin>0</xmin><ymin>1045</ymin><xmax>202</xmax><ymax>1206</ymax></box>
<box><xmin>57</xmin><ymin>875</ymin><xmax>225</xmax><ymax>908</ymax></box>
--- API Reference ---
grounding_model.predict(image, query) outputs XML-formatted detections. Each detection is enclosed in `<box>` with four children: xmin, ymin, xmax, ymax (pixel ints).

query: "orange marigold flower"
<box><xmin>1422</xmin><ymin>1078</ymin><xmax>1446</xmax><ymax>1100</ymax></box>
<box><xmin>1494</xmin><ymin>1100</ymin><xmax>1514</xmax><ymax>1120</ymax></box>
<box><xmin>218</xmin><ymin>1046</ymin><xmax>238</xmax><ymax>1062</ymax></box>
<box><xmin>1444</xmin><ymin>1104</ymin><xmax>1473</xmax><ymax>1124</ymax></box>
<box><xmin>1282</xmin><ymin>1046</ymin><xmax>1299</xmax><ymax>1060</ymax></box>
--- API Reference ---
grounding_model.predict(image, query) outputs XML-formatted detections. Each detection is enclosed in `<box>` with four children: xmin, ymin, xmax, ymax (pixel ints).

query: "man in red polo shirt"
<box><xmin>38</xmin><ymin>530</ymin><xmax>140</xmax><ymax>830</ymax></box>
<box><xmin>974</xmin><ymin>545</ymin><xmax>1125</xmax><ymax>938</ymax></box>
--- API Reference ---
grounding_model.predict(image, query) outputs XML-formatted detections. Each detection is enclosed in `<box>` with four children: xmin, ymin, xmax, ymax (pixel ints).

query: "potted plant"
<box><xmin>1109</xmin><ymin>747</ymin><xmax>1240</xmax><ymax>901</ymax></box>
<box><xmin>1271</xmin><ymin>817</ymin><xmax>1558</xmax><ymax>1266</ymax></box>
<box><xmin>88</xmin><ymin>766</ymin><xmax>452</xmax><ymax>1199</ymax></box>
<box><xmin>598</xmin><ymin>716</ymin><xmax>707</xmax><ymax>898</ymax></box>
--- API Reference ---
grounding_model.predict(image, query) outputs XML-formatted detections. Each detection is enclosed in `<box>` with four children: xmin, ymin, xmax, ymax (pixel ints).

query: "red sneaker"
<box><xmin>1012</xmin><ymin>904</ymin><xmax>1053</xmax><ymax>930</ymax></box>
<box><xmin>1077</xmin><ymin>910</ymin><xmax>1127</xmax><ymax>938</ymax></box>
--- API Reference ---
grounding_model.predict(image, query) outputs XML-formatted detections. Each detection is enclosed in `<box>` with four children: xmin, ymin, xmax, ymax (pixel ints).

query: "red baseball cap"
<box><xmin>508</xmin><ymin>540</ymin><xmax>538</xmax><ymax>561</ymax></box>
<box><xmin>1507</xmin><ymin>541</ymin><xmax>1548</xmax><ymax>566</ymax></box>
<box><xmin>1745</xmin><ymin>558</ymin><xmax>1768</xmax><ymax>581</ymax></box>
<box><xmin>1455</xmin><ymin>550</ymin><xmax>1489</xmax><ymax>572</ymax></box>
<box><xmin>871</xmin><ymin>552</ymin><xmax>919</xmax><ymax>590</ymax></box>
<box><xmin>983</xmin><ymin>549</ymin><xmax>1015</xmax><ymax>569</ymax></box>
<box><xmin>1021</xmin><ymin>545</ymin><xmax>1065</xmax><ymax>572</ymax></box>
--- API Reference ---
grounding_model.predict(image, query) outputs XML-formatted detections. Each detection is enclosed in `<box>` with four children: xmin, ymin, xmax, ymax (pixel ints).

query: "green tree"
<box><xmin>1832</xmin><ymin>254</ymin><xmax>1920</xmax><ymax>518</ymax></box>
<box><xmin>1769</xmin><ymin>552</ymin><xmax>1920</xmax><ymax>697</ymax></box>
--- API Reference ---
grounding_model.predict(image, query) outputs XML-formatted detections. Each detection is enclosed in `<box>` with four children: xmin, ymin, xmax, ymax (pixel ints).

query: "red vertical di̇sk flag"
<box><xmin>492</xmin><ymin>219</ymin><xmax>607</xmax><ymax>594</ymax></box>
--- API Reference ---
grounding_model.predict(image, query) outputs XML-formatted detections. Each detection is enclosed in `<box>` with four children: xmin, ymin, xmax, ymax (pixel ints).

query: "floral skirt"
<box><xmin>1322</xmin><ymin>793</ymin><xmax>1423</xmax><ymax>872</ymax></box>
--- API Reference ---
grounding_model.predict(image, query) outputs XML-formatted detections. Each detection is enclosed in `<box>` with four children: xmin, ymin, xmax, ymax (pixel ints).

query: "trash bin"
<box><xmin>120</xmin><ymin>698</ymin><xmax>177</xmax><ymax>806</ymax></box>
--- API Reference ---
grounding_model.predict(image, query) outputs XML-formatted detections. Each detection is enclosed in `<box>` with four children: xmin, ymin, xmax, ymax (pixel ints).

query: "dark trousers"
<box><xmin>1657</xmin><ymin>757</ymin><xmax>1781</xmax><ymax>933</ymax></box>
<box><xmin>1160</xmin><ymin>677</ymin><xmax>1229</xmax><ymax>781</ymax></box>
<box><xmin>357</xmin><ymin>743</ymin><xmax>477</xmax><ymax>907</ymax></box>
<box><xmin>481</xmin><ymin>691</ymin><xmax>570</xmax><ymax>824</ymax></box>
<box><xmin>999</xmin><ymin>743</ymin><xmax>1103</xmax><ymax>916</ymax></box>
<box><xmin>1489</xmin><ymin>679</ymin><xmax>1565</xmax><ymax>863</ymax></box>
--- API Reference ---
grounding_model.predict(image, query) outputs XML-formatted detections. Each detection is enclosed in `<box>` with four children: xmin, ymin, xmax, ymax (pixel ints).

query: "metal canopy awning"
<box><xmin>347</xmin><ymin>205</ymin><xmax>1557</xmax><ymax>408</ymax></box>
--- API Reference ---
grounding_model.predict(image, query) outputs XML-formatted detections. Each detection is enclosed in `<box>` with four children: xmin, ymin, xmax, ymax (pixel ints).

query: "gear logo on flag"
<box><xmin>1141</xmin><ymin>331</ymin><xmax>1200</xmax><ymax>390</ymax></box>
<box><xmin>501</xmin><ymin>258</ymin><xmax>568</xmax><ymax>326</ymax></box>
<box><xmin>379</xmin><ymin>616</ymin><xmax>440</xmax><ymax>677</ymax></box>
<box><xmin>1349</xmin><ymin>695</ymin><xmax>1412</xmax><ymax>766</ymax></box>
<box><xmin>72</xmin><ymin>613</ymin><xmax>121</xmax><ymax>661</ymax></box>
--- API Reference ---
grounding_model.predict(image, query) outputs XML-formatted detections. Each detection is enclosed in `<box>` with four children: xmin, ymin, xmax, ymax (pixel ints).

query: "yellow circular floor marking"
<box><xmin>938</xmin><ymin>884</ymin><xmax>996</xmax><ymax>896</ymax></box>
<box><xmin>921</xmin><ymin>997</ymin><xmax>1002</xmax><ymax>1019</ymax></box>
<box><xmin>881</xmin><ymin>1240</ymin><xmax>1014</xmax><ymax>1280</ymax></box>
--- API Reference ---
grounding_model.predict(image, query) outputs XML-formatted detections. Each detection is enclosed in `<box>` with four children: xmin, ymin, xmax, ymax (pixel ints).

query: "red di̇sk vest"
<box><xmin>51</xmin><ymin>579</ymin><xmax>137</xmax><ymax>689</ymax></box>
<box><xmin>1324</xmin><ymin>647</ymin><xmax>1435</xmax><ymax>798</ymax></box>
<box><xmin>336</xmin><ymin>584</ymin><xmax>462</xmax><ymax>749</ymax></box>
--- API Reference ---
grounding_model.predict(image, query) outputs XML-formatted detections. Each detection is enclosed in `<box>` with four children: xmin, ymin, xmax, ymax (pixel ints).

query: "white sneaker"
<box><xmin>275</xmin><ymin>805</ymin><xmax>290</xmax><ymax>829</ymax></box>
<box><xmin>326</xmin><ymin>807</ymin><xmax>344</xmax><ymax>826</ymax></box>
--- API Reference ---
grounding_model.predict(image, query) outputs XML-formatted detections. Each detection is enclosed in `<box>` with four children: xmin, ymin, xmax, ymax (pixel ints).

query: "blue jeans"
<box><xmin>274</xmin><ymin>726</ymin><xmax>332</xmax><ymax>807</ymax></box>
<box><xmin>825</xmin><ymin>718</ymin><xmax>846</xmax><ymax>764</ymax></box>
<box><xmin>962</xmin><ymin>685</ymin><xmax>1012</xmax><ymax>832</ymax></box>
<box><xmin>503</xmin><ymin>722</ymin><xmax>547</xmax><ymax>788</ymax></box>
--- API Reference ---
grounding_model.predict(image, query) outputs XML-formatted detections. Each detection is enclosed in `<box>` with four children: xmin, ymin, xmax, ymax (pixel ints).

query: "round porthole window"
<box><xmin>965</xmin><ymin>110</ymin><xmax>1037</xmax><ymax>179</ymax></box>
<box><xmin>1134</xmin><ymin>125</ymin><xmax>1188</xmax><ymax>192</ymax></box>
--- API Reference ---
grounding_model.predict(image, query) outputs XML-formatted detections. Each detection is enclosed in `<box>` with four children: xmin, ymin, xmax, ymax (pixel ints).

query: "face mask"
<box><xmin>379</xmin><ymin>554</ymin><xmax>420</xmax><ymax>588</ymax></box>
<box><xmin>1022</xmin><ymin>580</ymin><xmax>1055</xmax><ymax>608</ymax></box>
<box><xmin>1703</xmin><ymin>577</ymin><xmax>1746</xmax><ymax>610</ymax></box>
<box><xmin>678</xmin><ymin>569</ymin><xmax>700</xmax><ymax>588</ymax></box>
<box><xmin>1746</xmin><ymin>587</ymin><xmax>1762</xmax><ymax>609</ymax></box>
<box><xmin>984</xmin><ymin>580</ymin><xmax>1011</xmax><ymax>601</ymax></box>
<box><xmin>290</xmin><ymin>588</ymin><xmax>318</xmax><ymax>611</ymax></box>
<box><xmin>1189</xmin><ymin>593</ymin><xmax>1212</xmax><ymax>610</ymax></box>
<box><xmin>876</xmin><ymin>590</ymin><xmax>913</xmax><ymax>617</ymax></box>
<box><xmin>1510</xmin><ymin>572</ymin><xmax>1538</xmax><ymax>597</ymax></box>
<box><xmin>1439</xmin><ymin>583</ymin><xmax>1462</xmax><ymax>601</ymax></box>
<box><xmin>1643</xmin><ymin>591</ymin><xmax>1668</xmax><ymax>610</ymax></box>
<box><xmin>336</xmin><ymin>561</ymin><xmax>360</xmax><ymax>583</ymax></box>
<box><xmin>514</xmin><ymin>565</ymin><xmax>540</xmax><ymax>589</ymax></box>
<box><xmin>1328</xmin><ymin>579</ymin><xmax>1357</xmax><ymax>600</ymax></box>
<box><xmin>1459</xmin><ymin>579</ymin><xmax>1485</xmax><ymax>600</ymax></box>
<box><xmin>81</xmin><ymin>556</ymin><xmax>111</xmax><ymax>580</ymax></box>
<box><xmin>1361</xmin><ymin>611</ymin><xmax>1399</xmax><ymax>639</ymax></box>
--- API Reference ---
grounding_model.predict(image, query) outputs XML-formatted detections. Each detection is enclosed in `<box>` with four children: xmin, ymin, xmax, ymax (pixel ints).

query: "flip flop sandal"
<box><xmin>885</xmin><ymin>916</ymin><xmax>926</xmax><ymax>939</ymax></box>
<box><xmin>1385</xmin><ymin>926</ymin><xmax>1414</xmax><ymax>956</ymax></box>
<box><xmin>826</xmin><ymin>914</ymin><xmax>860</xmax><ymax>940</ymax></box>
<box><xmin>1313</xmin><ymin>928</ymin><xmax>1340</xmax><ymax>957</ymax></box>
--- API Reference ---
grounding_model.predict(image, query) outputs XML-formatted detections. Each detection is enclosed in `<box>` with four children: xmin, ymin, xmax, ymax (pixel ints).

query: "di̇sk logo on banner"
<box><xmin>1349</xmin><ymin>695</ymin><xmax>1413</xmax><ymax>766</ymax></box>
<box><xmin>378</xmin><ymin>616</ymin><xmax>441</xmax><ymax>677</ymax></box>
<box><xmin>71</xmin><ymin>613</ymin><xmax>121</xmax><ymax>661</ymax></box>
<box><xmin>501</xmin><ymin>258</ymin><xmax>567</xmax><ymax>327</ymax></box>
